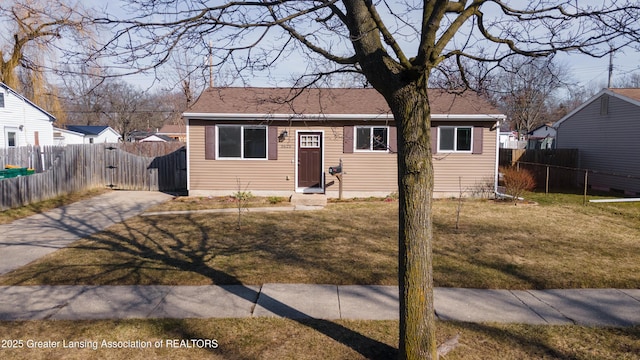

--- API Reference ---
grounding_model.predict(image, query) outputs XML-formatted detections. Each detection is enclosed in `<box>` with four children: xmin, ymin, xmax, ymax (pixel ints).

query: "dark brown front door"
<box><xmin>297</xmin><ymin>132</ymin><xmax>322</xmax><ymax>189</ymax></box>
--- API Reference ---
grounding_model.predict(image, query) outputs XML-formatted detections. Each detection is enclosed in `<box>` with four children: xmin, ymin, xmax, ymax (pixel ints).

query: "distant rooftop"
<box><xmin>158</xmin><ymin>124</ymin><xmax>186</xmax><ymax>134</ymax></box>
<box><xmin>608</xmin><ymin>88</ymin><xmax>640</xmax><ymax>102</ymax></box>
<box><xmin>66</xmin><ymin>125</ymin><xmax>110</xmax><ymax>136</ymax></box>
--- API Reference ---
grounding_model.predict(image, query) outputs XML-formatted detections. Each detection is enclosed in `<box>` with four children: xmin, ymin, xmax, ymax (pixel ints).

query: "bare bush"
<box><xmin>501</xmin><ymin>167</ymin><xmax>536</xmax><ymax>203</ymax></box>
<box><xmin>469</xmin><ymin>177</ymin><xmax>495</xmax><ymax>199</ymax></box>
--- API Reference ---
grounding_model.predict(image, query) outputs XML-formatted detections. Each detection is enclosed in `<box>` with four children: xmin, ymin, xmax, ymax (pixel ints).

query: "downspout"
<box><xmin>494</xmin><ymin>119</ymin><xmax>500</xmax><ymax>197</ymax></box>
<box><xmin>492</xmin><ymin>116</ymin><xmax>524</xmax><ymax>200</ymax></box>
<box><xmin>185</xmin><ymin>117</ymin><xmax>191</xmax><ymax>193</ymax></box>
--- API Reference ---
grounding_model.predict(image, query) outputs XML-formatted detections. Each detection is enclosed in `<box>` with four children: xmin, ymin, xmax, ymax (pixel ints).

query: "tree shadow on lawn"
<box><xmin>447</xmin><ymin>321</ymin><xmax>640</xmax><ymax>359</ymax></box>
<box><xmin>4</xmin><ymin>210</ymin><xmax>398</xmax><ymax>359</ymax></box>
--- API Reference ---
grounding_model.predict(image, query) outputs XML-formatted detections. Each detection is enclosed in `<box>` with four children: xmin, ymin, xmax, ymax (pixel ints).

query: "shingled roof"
<box><xmin>608</xmin><ymin>88</ymin><xmax>640</xmax><ymax>102</ymax></box>
<box><xmin>187</xmin><ymin>87</ymin><xmax>501</xmax><ymax>117</ymax></box>
<box><xmin>66</xmin><ymin>125</ymin><xmax>110</xmax><ymax>135</ymax></box>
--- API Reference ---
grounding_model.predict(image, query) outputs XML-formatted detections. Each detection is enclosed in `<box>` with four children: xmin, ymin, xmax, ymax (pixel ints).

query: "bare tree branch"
<box><xmin>91</xmin><ymin>2</ymin><xmax>640</xmax><ymax>359</ymax></box>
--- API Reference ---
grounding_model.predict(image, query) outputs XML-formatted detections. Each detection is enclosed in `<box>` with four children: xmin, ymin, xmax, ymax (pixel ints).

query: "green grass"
<box><xmin>1</xmin><ymin>194</ymin><xmax>638</xmax><ymax>289</ymax></box>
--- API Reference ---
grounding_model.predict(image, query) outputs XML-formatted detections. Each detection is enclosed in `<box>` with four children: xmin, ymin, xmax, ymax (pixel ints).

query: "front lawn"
<box><xmin>1</xmin><ymin>194</ymin><xmax>638</xmax><ymax>289</ymax></box>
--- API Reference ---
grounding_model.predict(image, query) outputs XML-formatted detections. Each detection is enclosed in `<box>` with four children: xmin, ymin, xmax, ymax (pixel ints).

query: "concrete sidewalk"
<box><xmin>0</xmin><ymin>284</ymin><xmax>638</xmax><ymax>326</ymax></box>
<box><xmin>0</xmin><ymin>193</ymin><xmax>638</xmax><ymax>327</ymax></box>
<box><xmin>0</xmin><ymin>191</ymin><xmax>173</xmax><ymax>275</ymax></box>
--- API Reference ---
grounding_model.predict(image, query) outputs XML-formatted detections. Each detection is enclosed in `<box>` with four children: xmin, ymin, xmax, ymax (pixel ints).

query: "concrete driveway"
<box><xmin>0</xmin><ymin>191</ymin><xmax>172</xmax><ymax>275</ymax></box>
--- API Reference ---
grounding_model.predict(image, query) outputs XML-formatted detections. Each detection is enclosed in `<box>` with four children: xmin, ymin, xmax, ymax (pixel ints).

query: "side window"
<box><xmin>0</xmin><ymin>93</ymin><xmax>4</xmax><ymax>108</ymax></box>
<box><xmin>438</xmin><ymin>126</ymin><xmax>472</xmax><ymax>152</ymax></box>
<box><xmin>6</xmin><ymin>130</ymin><xmax>17</xmax><ymax>147</ymax></box>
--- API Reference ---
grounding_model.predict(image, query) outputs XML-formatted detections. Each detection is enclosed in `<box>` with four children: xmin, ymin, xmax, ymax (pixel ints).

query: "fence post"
<box><xmin>545</xmin><ymin>166</ymin><xmax>550</xmax><ymax>194</ymax></box>
<box><xmin>583</xmin><ymin>170</ymin><xmax>589</xmax><ymax>206</ymax></box>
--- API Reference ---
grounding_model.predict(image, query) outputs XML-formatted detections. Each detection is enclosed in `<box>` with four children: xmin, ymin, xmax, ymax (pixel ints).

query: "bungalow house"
<box><xmin>157</xmin><ymin>124</ymin><xmax>186</xmax><ymax>142</ymax></box>
<box><xmin>0</xmin><ymin>82</ymin><xmax>55</xmax><ymax>148</ymax></box>
<box><xmin>554</xmin><ymin>88</ymin><xmax>640</xmax><ymax>195</ymax></box>
<box><xmin>183</xmin><ymin>87</ymin><xmax>504</xmax><ymax>198</ymax></box>
<box><xmin>526</xmin><ymin>123</ymin><xmax>556</xmax><ymax>149</ymax></box>
<box><xmin>139</xmin><ymin>134</ymin><xmax>175</xmax><ymax>142</ymax></box>
<box><xmin>53</xmin><ymin>125</ymin><xmax>121</xmax><ymax>145</ymax></box>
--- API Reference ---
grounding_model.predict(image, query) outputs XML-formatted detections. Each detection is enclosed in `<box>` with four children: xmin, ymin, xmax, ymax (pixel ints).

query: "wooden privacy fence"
<box><xmin>499</xmin><ymin>148</ymin><xmax>578</xmax><ymax>168</ymax></box>
<box><xmin>0</xmin><ymin>143</ymin><xmax>186</xmax><ymax>211</ymax></box>
<box><xmin>500</xmin><ymin>149</ymin><xmax>579</xmax><ymax>190</ymax></box>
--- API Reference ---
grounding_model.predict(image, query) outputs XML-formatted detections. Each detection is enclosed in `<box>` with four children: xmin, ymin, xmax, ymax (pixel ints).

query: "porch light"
<box><xmin>278</xmin><ymin>130</ymin><xmax>288</xmax><ymax>142</ymax></box>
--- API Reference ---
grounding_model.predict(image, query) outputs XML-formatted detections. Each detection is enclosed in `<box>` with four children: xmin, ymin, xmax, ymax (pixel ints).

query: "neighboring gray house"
<box><xmin>554</xmin><ymin>88</ymin><xmax>640</xmax><ymax>195</ymax></box>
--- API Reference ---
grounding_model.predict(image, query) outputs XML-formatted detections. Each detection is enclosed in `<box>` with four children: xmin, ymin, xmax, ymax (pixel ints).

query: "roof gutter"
<box><xmin>182</xmin><ymin>112</ymin><xmax>505</xmax><ymax>121</ymax></box>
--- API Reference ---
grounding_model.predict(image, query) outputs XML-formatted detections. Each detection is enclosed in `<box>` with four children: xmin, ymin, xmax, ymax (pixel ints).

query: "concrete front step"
<box><xmin>290</xmin><ymin>193</ymin><xmax>327</xmax><ymax>207</ymax></box>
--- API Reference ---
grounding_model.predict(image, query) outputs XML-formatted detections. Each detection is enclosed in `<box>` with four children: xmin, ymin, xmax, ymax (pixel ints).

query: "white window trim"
<box><xmin>354</xmin><ymin>125</ymin><xmax>390</xmax><ymax>152</ymax></box>
<box><xmin>295</xmin><ymin>129</ymin><xmax>325</xmax><ymax>194</ymax></box>
<box><xmin>5</xmin><ymin>127</ymin><xmax>19</xmax><ymax>148</ymax></box>
<box><xmin>215</xmin><ymin>124</ymin><xmax>269</xmax><ymax>160</ymax></box>
<box><xmin>438</xmin><ymin>126</ymin><xmax>473</xmax><ymax>153</ymax></box>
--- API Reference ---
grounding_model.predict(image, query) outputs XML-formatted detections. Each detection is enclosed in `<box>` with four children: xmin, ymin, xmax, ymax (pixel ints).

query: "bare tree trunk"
<box><xmin>388</xmin><ymin>82</ymin><xmax>437</xmax><ymax>360</ymax></box>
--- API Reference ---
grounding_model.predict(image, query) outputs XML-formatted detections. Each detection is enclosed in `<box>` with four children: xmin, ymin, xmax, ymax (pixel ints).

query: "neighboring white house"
<box><xmin>0</xmin><ymin>82</ymin><xmax>56</xmax><ymax>148</ymax></box>
<box><xmin>53</xmin><ymin>125</ymin><xmax>121</xmax><ymax>145</ymax></box>
<box><xmin>499</xmin><ymin>131</ymin><xmax>525</xmax><ymax>149</ymax></box>
<box><xmin>139</xmin><ymin>134</ymin><xmax>174</xmax><ymax>142</ymax></box>
<box><xmin>527</xmin><ymin>123</ymin><xmax>556</xmax><ymax>149</ymax></box>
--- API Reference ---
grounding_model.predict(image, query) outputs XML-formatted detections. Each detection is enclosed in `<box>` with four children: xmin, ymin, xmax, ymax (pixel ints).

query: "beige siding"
<box><xmin>189</xmin><ymin>120</ymin><xmax>296</xmax><ymax>192</ymax></box>
<box><xmin>188</xmin><ymin>120</ymin><xmax>497</xmax><ymax>197</ymax></box>
<box><xmin>433</xmin><ymin>124</ymin><xmax>497</xmax><ymax>195</ymax></box>
<box><xmin>326</xmin><ymin>127</ymin><xmax>397</xmax><ymax>196</ymax></box>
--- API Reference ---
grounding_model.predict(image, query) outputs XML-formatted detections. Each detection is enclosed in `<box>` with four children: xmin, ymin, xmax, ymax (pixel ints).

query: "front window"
<box><xmin>439</xmin><ymin>126</ymin><xmax>472</xmax><ymax>152</ymax></box>
<box><xmin>355</xmin><ymin>126</ymin><xmax>388</xmax><ymax>151</ymax></box>
<box><xmin>217</xmin><ymin>125</ymin><xmax>267</xmax><ymax>159</ymax></box>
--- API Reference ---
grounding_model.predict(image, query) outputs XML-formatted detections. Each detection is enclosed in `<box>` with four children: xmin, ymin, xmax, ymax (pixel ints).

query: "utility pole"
<box><xmin>209</xmin><ymin>41</ymin><xmax>214</xmax><ymax>88</ymax></box>
<box><xmin>607</xmin><ymin>46</ymin><xmax>614</xmax><ymax>88</ymax></box>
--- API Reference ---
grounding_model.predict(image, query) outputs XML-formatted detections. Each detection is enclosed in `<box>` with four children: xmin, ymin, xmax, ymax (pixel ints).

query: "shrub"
<box><xmin>469</xmin><ymin>176</ymin><xmax>495</xmax><ymax>199</ymax></box>
<box><xmin>500</xmin><ymin>166</ymin><xmax>536</xmax><ymax>202</ymax></box>
<box><xmin>268</xmin><ymin>196</ymin><xmax>286</xmax><ymax>204</ymax></box>
<box><xmin>232</xmin><ymin>190</ymin><xmax>253</xmax><ymax>202</ymax></box>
